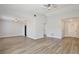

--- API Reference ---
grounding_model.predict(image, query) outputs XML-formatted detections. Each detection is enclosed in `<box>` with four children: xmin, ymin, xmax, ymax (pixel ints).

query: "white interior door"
<box><xmin>64</xmin><ymin>21</ymin><xmax>78</xmax><ymax>37</ymax></box>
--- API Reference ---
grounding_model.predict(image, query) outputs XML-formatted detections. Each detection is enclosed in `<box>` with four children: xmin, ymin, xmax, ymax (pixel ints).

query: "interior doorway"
<box><xmin>24</xmin><ymin>25</ymin><xmax>27</xmax><ymax>37</ymax></box>
<box><xmin>62</xmin><ymin>17</ymin><xmax>79</xmax><ymax>38</ymax></box>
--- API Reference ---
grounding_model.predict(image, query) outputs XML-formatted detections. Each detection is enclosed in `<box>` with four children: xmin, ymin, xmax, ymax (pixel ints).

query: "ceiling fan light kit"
<box><xmin>43</xmin><ymin>4</ymin><xmax>57</xmax><ymax>10</ymax></box>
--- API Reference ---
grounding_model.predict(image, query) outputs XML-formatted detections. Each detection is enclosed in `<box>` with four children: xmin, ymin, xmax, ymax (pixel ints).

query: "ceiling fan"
<box><xmin>43</xmin><ymin>4</ymin><xmax>57</xmax><ymax>10</ymax></box>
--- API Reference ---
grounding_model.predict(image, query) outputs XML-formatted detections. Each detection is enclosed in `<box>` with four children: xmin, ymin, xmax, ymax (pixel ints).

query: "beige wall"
<box><xmin>63</xmin><ymin>17</ymin><xmax>79</xmax><ymax>38</ymax></box>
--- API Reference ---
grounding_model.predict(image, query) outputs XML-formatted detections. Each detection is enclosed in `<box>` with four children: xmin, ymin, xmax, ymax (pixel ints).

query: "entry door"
<box><xmin>64</xmin><ymin>21</ymin><xmax>78</xmax><ymax>37</ymax></box>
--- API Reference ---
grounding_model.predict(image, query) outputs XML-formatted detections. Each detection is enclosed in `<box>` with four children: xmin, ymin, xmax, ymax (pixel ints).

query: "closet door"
<box><xmin>64</xmin><ymin>21</ymin><xmax>78</xmax><ymax>37</ymax></box>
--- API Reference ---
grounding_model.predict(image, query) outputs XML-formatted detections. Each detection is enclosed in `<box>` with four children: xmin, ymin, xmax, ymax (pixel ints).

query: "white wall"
<box><xmin>0</xmin><ymin>20</ymin><xmax>24</xmax><ymax>38</ymax></box>
<box><xmin>0</xmin><ymin>5</ymin><xmax>79</xmax><ymax>39</ymax></box>
<box><xmin>27</xmin><ymin>14</ymin><xmax>45</xmax><ymax>39</ymax></box>
<box><xmin>34</xmin><ymin>15</ymin><xmax>45</xmax><ymax>39</ymax></box>
<box><xmin>26</xmin><ymin>16</ymin><xmax>36</xmax><ymax>39</ymax></box>
<box><xmin>46</xmin><ymin>6</ymin><xmax>79</xmax><ymax>39</ymax></box>
<box><xmin>0</xmin><ymin>14</ymin><xmax>45</xmax><ymax>39</ymax></box>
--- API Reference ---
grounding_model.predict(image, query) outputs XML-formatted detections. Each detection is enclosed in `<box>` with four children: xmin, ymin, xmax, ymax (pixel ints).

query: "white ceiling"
<box><xmin>0</xmin><ymin>4</ymin><xmax>79</xmax><ymax>17</ymax></box>
<box><xmin>0</xmin><ymin>4</ymin><xmax>46</xmax><ymax>16</ymax></box>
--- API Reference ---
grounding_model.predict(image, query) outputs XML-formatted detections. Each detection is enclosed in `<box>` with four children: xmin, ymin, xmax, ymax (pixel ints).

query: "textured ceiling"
<box><xmin>0</xmin><ymin>4</ymin><xmax>79</xmax><ymax>17</ymax></box>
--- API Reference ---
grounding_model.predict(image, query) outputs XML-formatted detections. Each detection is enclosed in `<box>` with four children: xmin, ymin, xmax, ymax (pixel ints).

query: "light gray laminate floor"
<box><xmin>0</xmin><ymin>36</ymin><xmax>79</xmax><ymax>54</ymax></box>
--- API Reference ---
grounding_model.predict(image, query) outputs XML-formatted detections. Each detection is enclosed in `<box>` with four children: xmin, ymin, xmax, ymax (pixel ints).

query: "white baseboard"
<box><xmin>0</xmin><ymin>34</ymin><xmax>24</xmax><ymax>38</ymax></box>
<box><xmin>0</xmin><ymin>34</ymin><xmax>63</xmax><ymax>39</ymax></box>
<box><xmin>27</xmin><ymin>35</ymin><xmax>44</xmax><ymax>39</ymax></box>
<box><xmin>47</xmin><ymin>34</ymin><xmax>62</xmax><ymax>39</ymax></box>
<box><xmin>64</xmin><ymin>35</ymin><xmax>79</xmax><ymax>38</ymax></box>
